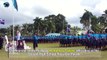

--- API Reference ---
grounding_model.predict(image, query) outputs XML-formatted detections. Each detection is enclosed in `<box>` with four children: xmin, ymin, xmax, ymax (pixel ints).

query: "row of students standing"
<box><xmin>59</xmin><ymin>33</ymin><xmax>107</xmax><ymax>49</ymax></box>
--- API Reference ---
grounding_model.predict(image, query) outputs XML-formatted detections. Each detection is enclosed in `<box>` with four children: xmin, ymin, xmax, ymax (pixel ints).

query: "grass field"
<box><xmin>0</xmin><ymin>43</ymin><xmax>107</xmax><ymax>60</ymax></box>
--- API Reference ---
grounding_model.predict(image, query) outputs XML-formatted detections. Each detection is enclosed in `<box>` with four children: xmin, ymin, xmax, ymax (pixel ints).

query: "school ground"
<box><xmin>0</xmin><ymin>43</ymin><xmax>107</xmax><ymax>60</ymax></box>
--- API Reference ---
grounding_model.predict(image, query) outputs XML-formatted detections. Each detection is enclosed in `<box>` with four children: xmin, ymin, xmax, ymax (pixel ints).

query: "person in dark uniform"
<box><xmin>16</xmin><ymin>30</ymin><xmax>24</xmax><ymax>50</ymax></box>
<box><xmin>33</xmin><ymin>33</ymin><xmax>39</xmax><ymax>50</ymax></box>
<box><xmin>0</xmin><ymin>35</ymin><xmax>3</xmax><ymax>49</ymax></box>
<box><xmin>105</xmin><ymin>29</ymin><xmax>107</xmax><ymax>33</ymax></box>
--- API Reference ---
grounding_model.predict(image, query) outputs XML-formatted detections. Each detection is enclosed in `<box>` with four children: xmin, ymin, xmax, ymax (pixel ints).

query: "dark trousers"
<box><xmin>17</xmin><ymin>40</ymin><xmax>24</xmax><ymax>50</ymax></box>
<box><xmin>33</xmin><ymin>41</ymin><xmax>38</xmax><ymax>50</ymax></box>
<box><xmin>0</xmin><ymin>38</ymin><xmax>3</xmax><ymax>49</ymax></box>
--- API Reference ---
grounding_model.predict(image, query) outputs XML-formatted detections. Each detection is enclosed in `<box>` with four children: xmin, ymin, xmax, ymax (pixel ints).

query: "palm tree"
<box><xmin>80</xmin><ymin>9</ymin><xmax>93</xmax><ymax>30</ymax></box>
<box><xmin>27</xmin><ymin>24</ymin><xmax>34</xmax><ymax>36</ymax></box>
<box><xmin>104</xmin><ymin>10</ymin><xmax>107</xmax><ymax>14</ymax></box>
<box><xmin>33</xmin><ymin>17</ymin><xmax>42</xmax><ymax>34</ymax></box>
<box><xmin>98</xmin><ymin>16</ymin><xmax>107</xmax><ymax>32</ymax></box>
<box><xmin>8</xmin><ymin>25</ymin><xmax>13</xmax><ymax>36</ymax></box>
<box><xmin>22</xmin><ymin>23</ymin><xmax>28</xmax><ymax>36</ymax></box>
<box><xmin>14</xmin><ymin>25</ymin><xmax>20</xmax><ymax>30</ymax></box>
<box><xmin>91</xmin><ymin>16</ymin><xmax>99</xmax><ymax>32</ymax></box>
<box><xmin>44</xmin><ymin>17</ymin><xmax>56</xmax><ymax>33</ymax></box>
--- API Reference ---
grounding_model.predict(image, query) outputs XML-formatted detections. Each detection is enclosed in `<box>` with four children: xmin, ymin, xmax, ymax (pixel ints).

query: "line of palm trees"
<box><xmin>80</xmin><ymin>9</ymin><xmax>107</xmax><ymax>33</ymax></box>
<box><xmin>1</xmin><ymin>9</ymin><xmax>106</xmax><ymax>36</ymax></box>
<box><xmin>1</xmin><ymin>14</ymin><xmax>68</xmax><ymax>36</ymax></box>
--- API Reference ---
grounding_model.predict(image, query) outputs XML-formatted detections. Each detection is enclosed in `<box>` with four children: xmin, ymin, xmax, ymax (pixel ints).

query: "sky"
<box><xmin>0</xmin><ymin>0</ymin><xmax>107</xmax><ymax>28</ymax></box>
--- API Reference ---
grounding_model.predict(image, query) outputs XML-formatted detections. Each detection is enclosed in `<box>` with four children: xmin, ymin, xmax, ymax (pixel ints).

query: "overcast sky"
<box><xmin>0</xmin><ymin>0</ymin><xmax>107</xmax><ymax>28</ymax></box>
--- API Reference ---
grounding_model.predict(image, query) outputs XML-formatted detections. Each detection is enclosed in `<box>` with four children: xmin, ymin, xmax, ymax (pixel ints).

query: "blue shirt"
<box><xmin>93</xmin><ymin>34</ymin><xmax>100</xmax><ymax>40</ymax></box>
<box><xmin>100</xmin><ymin>34</ymin><xmax>106</xmax><ymax>39</ymax></box>
<box><xmin>33</xmin><ymin>35</ymin><xmax>39</xmax><ymax>42</ymax></box>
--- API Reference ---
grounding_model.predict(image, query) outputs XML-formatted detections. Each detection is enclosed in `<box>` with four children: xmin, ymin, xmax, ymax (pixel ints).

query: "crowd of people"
<box><xmin>33</xmin><ymin>30</ymin><xmax>107</xmax><ymax>50</ymax></box>
<box><xmin>0</xmin><ymin>29</ymin><xmax>107</xmax><ymax>50</ymax></box>
<box><xmin>59</xmin><ymin>33</ymin><xmax>107</xmax><ymax>50</ymax></box>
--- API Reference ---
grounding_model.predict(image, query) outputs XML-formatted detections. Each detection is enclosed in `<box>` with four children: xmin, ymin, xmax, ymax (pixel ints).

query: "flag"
<box><xmin>12</xmin><ymin>0</ymin><xmax>18</xmax><ymax>11</ymax></box>
<box><xmin>0</xmin><ymin>18</ymin><xmax>5</xmax><ymax>25</ymax></box>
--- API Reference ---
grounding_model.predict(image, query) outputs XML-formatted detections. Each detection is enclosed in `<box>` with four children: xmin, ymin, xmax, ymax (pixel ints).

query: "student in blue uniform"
<box><xmin>101</xmin><ymin>33</ymin><xmax>107</xmax><ymax>49</ymax></box>
<box><xmin>72</xmin><ymin>34</ymin><xmax>78</xmax><ymax>46</ymax></box>
<box><xmin>33</xmin><ymin>33</ymin><xmax>39</xmax><ymax>50</ymax></box>
<box><xmin>100</xmin><ymin>33</ymin><xmax>104</xmax><ymax>49</ymax></box>
<box><xmin>91</xmin><ymin>33</ymin><xmax>97</xmax><ymax>49</ymax></box>
<box><xmin>78</xmin><ymin>34</ymin><xmax>82</xmax><ymax>45</ymax></box>
<box><xmin>86</xmin><ymin>34</ymin><xmax>91</xmax><ymax>49</ymax></box>
<box><xmin>81</xmin><ymin>34</ymin><xmax>87</xmax><ymax>46</ymax></box>
<box><xmin>68</xmin><ymin>35</ymin><xmax>73</xmax><ymax>46</ymax></box>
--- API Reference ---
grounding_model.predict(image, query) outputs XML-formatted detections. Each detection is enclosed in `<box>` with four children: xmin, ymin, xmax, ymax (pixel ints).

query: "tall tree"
<box><xmin>8</xmin><ymin>25</ymin><xmax>13</xmax><ymax>36</ymax></box>
<box><xmin>98</xmin><ymin>16</ymin><xmax>107</xmax><ymax>32</ymax></box>
<box><xmin>104</xmin><ymin>10</ymin><xmax>107</xmax><ymax>14</ymax></box>
<box><xmin>33</xmin><ymin>17</ymin><xmax>42</xmax><ymax>34</ymax></box>
<box><xmin>90</xmin><ymin>10</ymin><xmax>107</xmax><ymax>33</ymax></box>
<box><xmin>22</xmin><ymin>23</ymin><xmax>28</xmax><ymax>36</ymax></box>
<box><xmin>80</xmin><ymin>10</ymin><xmax>93</xmax><ymax>30</ymax></box>
<box><xmin>44</xmin><ymin>14</ymin><xmax>67</xmax><ymax>33</ymax></box>
<box><xmin>91</xmin><ymin>16</ymin><xmax>100</xmax><ymax>33</ymax></box>
<box><xmin>0</xmin><ymin>28</ymin><xmax>7</xmax><ymax>34</ymax></box>
<box><xmin>56</xmin><ymin>14</ymin><xmax>67</xmax><ymax>33</ymax></box>
<box><xmin>27</xmin><ymin>24</ymin><xmax>34</xmax><ymax>36</ymax></box>
<box><xmin>44</xmin><ymin>15</ymin><xmax>56</xmax><ymax>33</ymax></box>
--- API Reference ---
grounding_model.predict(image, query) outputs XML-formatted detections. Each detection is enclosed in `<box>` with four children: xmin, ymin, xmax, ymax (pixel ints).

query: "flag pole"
<box><xmin>3</xmin><ymin>0</ymin><xmax>18</xmax><ymax>56</ymax></box>
<box><xmin>12</xmin><ymin>12</ymin><xmax>15</xmax><ymax>53</ymax></box>
<box><xmin>12</xmin><ymin>0</ymin><xmax>18</xmax><ymax>54</ymax></box>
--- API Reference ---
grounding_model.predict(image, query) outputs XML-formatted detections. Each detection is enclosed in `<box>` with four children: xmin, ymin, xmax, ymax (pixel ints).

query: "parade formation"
<box><xmin>0</xmin><ymin>29</ymin><xmax>107</xmax><ymax>51</ymax></box>
<box><xmin>59</xmin><ymin>33</ymin><xmax>107</xmax><ymax>49</ymax></box>
<box><xmin>0</xmin><ymin>0</ymin><xmax>107</xmax><ymax>52</ymax></box>
<box><xmin>35</xmin><ymin>32</ymin><xmax>107</xmax><ymax>50</ymax></box>
<box><xmin>0</xmin><ymin>0</ymin><xmax>107</xmax><ymax>60</ymax></box>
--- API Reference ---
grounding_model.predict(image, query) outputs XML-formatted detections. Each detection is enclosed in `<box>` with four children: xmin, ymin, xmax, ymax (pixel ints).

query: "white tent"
<box><xmin>46</xmin><ymin>33</ymin><xmax>61</xmax><ymax>36</ymax></box>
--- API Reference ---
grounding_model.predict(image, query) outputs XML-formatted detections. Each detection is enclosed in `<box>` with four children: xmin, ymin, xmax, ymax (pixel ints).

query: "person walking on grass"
<box><xmin>33</xmin><ymin>33</ymin><xmax>39</xmax><ymax>50</ymax></box>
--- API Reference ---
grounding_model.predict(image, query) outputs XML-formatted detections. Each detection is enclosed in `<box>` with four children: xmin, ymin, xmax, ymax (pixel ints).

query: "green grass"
<box><xmin>0</xmin><ymin>43</ymin><xmax>107</xmax><ymax>60</ymax></box>
<box><xmin>27</xmin><ymin>42</ymin><xmax>60</xmax><ymax>48</ymax></box>
<box><xmin>0</xmin><ymin>49</ymin><xmax>8</xmax><ymax>60</ymax></box>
